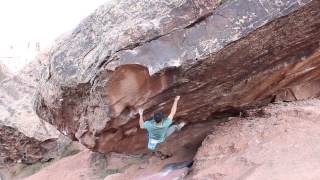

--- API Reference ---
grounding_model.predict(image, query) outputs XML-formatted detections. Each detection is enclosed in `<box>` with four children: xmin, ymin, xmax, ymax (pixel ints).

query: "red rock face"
<box><xmin>105</xmin><ymin>64</ymin><xmax>176</xmax><ymax>126</ymax></box>
<box><xmin>34</xmin><ymin>0</ymin><xmax>320</xmax><ymax>153</ymax></box>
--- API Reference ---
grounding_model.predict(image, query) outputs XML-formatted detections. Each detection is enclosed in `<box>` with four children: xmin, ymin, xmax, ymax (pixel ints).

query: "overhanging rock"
<box><xmin>34</xmin><ymin>0</ymin><xmax>320</xmax><ymax>153</ymax></box>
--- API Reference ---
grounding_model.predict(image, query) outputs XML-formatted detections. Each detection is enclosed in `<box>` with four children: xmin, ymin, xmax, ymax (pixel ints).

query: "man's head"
<box><xmin>153</xmin><ymin>111</ymin><xmax>164</xmax><ymax>123</ymax></box>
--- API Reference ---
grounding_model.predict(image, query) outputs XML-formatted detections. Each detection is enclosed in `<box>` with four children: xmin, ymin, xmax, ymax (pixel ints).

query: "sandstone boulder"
<box><xmin>34</xmin><ymin>0</ymin><xmax>320</xmax><ymax>153</ymax></box>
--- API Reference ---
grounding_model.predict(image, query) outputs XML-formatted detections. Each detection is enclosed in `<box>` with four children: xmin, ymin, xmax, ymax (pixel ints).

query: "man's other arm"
<box><xmin>138</xmin><ymin>108</ymin><xmax>145</xmax><ymax>129</ymax></box>
<box><xmin>168</xmin><ymin>96</ymin><xmax>180</xmax><ymax>120</ymax></box>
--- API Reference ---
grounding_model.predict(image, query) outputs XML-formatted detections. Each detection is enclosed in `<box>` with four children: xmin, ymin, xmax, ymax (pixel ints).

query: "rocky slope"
<box><xmin>190</xmin><ymin>98</ymin><xmax>320</xmax><ymax>180</ymax></box>
<box><xmin>34</xmin><ymin>0</ymin><xmax>320</xmax><ymax>153</ymax></box>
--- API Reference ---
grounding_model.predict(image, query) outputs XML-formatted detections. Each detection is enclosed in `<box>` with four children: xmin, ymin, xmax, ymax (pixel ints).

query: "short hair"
<box><xmin>153</xmin><ymin>111</ymin><xmax>163</xmax><ymax>123</ymax></box>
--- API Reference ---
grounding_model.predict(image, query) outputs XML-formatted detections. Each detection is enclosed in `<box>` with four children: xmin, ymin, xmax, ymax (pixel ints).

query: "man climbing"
<box><xmin>138</xmin><ymin>96</ymin><xmax>186</xmax><ymax>151</ymax></box>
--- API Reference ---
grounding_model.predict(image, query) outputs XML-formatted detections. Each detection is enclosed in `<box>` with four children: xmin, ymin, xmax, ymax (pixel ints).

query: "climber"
<box><xmin>138</xmin><ymin>95</ymin><xmax>186</xmax><ymax>150</ymax></box>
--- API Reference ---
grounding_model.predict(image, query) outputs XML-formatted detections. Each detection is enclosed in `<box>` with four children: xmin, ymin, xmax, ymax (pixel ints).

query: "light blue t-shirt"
<box><xmin>144</xmin><ymin>118</ymin><xmax>172</xmax><ymax>149</ymax></box>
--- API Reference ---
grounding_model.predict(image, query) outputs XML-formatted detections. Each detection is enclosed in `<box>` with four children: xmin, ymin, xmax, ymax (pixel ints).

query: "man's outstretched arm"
<box><xmin>138</xmin><ymin>108</ymin><xmax>145</xmax><ymax>129</ymax></box>
<box><xmin>168</xmin><ymin>96</ymin><xmax>180</xmax><ymax>120</ymax></box>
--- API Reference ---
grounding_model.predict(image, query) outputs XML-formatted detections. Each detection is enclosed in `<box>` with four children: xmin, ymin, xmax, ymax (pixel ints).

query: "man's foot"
<box><xmin>152</xmin><ymin>151</ymin><xmax>163</xmax><ymax>158</ymax></box>
<box><xmin>152</xmin><ymin>151</ymin><xmax>172</xmax><ymax>160</ymax></box>
<box><xmin>160</xmin><ymin>153</ymin><xmax>172</xmax><ymax>160</ymax></box>
<box><xmin>177</xmin><ymin>121</ymin><xmax>187</xmax><ymax>130</ymax></box>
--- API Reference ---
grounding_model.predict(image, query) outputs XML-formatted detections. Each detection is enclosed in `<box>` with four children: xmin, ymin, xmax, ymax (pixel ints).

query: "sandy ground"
<box><xmin>190</xmin><ymin>98</ymin><xmax>320</xmax><ymax>180</ymax></box>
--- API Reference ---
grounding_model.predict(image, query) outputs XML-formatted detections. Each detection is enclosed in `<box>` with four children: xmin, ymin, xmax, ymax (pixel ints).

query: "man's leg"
<box><xmin>165</xmin><ymin>122</ymin><xmax>186</xmax><ymax>138</ymax></box>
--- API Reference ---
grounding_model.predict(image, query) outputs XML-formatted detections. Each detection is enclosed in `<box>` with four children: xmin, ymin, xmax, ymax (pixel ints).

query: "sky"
<box><xmin>0</xmin><ymin>0</ymin><xmax>107</xmax><ymax>72</ymax></box>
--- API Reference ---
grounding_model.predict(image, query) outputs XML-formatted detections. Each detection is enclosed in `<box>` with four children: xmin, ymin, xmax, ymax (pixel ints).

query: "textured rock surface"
<box><xmin>0</xmin><ymin>52</ymin><xmax>59</xmax><ymax>141</ymax></box>
<box><xmin>34</xmin><ymin>0</ymin><xmax>320</xmax><ymax>153</ymax></box>
<box><xmin>0</xmin><ymin>125</ymin><xmax>57</xmax><ymax>166</ymax></box>
<box><xmin>190</xmin><ymin>99</ymin><xmax>320</xmax><ymax>180</ymax></box>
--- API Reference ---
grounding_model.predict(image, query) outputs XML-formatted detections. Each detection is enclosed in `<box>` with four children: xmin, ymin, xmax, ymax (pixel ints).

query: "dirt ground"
<box><xmin>189</xmin><ymin>98</ymin><xmax>320</xmax><ymax>180</ymax></box>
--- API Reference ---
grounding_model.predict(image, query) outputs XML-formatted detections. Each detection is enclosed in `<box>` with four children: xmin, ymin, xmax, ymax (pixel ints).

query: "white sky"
<box><xmin>0</xmin><ymin>0</ymin><xmax>107</xmax><ymax>72</ymax></box>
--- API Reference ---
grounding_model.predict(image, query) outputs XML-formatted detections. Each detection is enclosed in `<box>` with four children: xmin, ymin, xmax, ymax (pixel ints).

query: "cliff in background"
<box><xmin>0</xmin><ymin>52</ymin><xmax>61</xmax><ymax>166</ymax></box>
<box><xmin>0</xmin><ymin>52</ymin><xmax>59</xmax><ymax>141</ymax></box>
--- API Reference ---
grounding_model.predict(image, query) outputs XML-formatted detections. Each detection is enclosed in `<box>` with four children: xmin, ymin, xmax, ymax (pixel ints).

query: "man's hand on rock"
<box><xmin>175</xmin><ymin>96</ymin><xmax>180</xmax><ymax>102</ymax></box>
<box><xmin>138</xmin><ymin>108</ymin><xmax>144</xmax><ymax>116</ymax></box>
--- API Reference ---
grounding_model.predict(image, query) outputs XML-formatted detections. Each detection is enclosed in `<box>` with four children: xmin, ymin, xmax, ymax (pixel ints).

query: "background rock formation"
<box><xmin>34</xmin><ymin>0</ymin><xmax>320</xmax><ymax>153</ymax></box>
<box><xmin>0</xmin><ymin>52</ymin><xmax>59</xmax><ymax>141</ymax></box>
<box><xmin>0</xmin><ymin>52</ymin><xmax>62</xmax><ymax>166</ymax></box>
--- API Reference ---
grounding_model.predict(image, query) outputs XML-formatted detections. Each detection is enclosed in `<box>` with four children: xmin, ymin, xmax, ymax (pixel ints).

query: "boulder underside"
<box><xmin>34</xmin><ymin>0</ymin><xmax>320</xmax><ymax>153</ymax></box>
